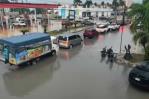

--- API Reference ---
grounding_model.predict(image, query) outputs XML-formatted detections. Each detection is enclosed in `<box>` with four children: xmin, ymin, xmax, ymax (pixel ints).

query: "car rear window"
<box><xmin>69</xmin><ymin>35</ymin><xmax>76</xmax><ymax>40</ymax></box>
<box><xmin>58</xmin><ymin>36</ymin><xmax>67</xmax><ymax>41</ymax></box>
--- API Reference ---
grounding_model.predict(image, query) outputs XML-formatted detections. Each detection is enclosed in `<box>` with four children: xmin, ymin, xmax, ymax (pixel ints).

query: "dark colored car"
<box><xmin>83</xmin><ymin>29</ymin><xmax>98</xmax><ymax>38</ymax></box>
<box><xmin>129</xmin><ymin>62</ymin><xmax>149</xmax><ymax>90</ymax></box>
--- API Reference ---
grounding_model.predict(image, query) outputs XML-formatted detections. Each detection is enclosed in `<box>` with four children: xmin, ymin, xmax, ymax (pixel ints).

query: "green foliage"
<box><xmin>84</xmin><ymin>0</ymin><xmax>93</xmax><ymax>8</ymax></box>
<box><xmin>20</xmin><ymin>29</ymin><xmax>29</xmax><ymax>35</ymax></box>
<box><xmin>112</xmin><ymin>0</ymin><xmax>119</xmax><ymax>10</ymax></box>
<box><xmin>35</xmin><ymin>8</ymin><xmax>46</xmax><ymax>14</ymax></box>
<box><xmin>10</xmin><ymin>8</ymin><xmax>30</xmax><ymax>14</ymax></box>
<box><xmin>130</xmin><ymin>1</ymin><xmax>149</xmax><ymax>59</ymax></box>
<box><xmin>101</xmin><ymin>1</ymin><xmax>105</xmax><ymax>6</ymax></box>
<box><xmin>73</xmin><ymin>0</ymin><xmax>82</xmax><ymax>6</ymax></box>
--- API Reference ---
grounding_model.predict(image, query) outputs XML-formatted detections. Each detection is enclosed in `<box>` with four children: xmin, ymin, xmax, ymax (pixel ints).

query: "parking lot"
<box><xmin>0</xmin><ymin>25</ymin><xmax>148</xmax><ymax>99</ymax></box>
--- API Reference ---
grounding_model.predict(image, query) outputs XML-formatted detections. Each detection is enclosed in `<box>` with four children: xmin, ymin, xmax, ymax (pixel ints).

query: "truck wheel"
<box><xmin>51</xmin><ymin>50</ymin><xmax>56</xmax><ymax>56</ymax></box>
<box><xmin>32</xmin><ymin>60</ymin><xmax>37</xmax><ymax>65</ymax></box>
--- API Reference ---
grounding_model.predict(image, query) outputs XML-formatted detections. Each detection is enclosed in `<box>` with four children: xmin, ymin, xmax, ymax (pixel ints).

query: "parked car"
<box><xmin>13</xmin><ymin>21</ymin><xmax>26</xmax><ymax>26</ymax></box>
<box><xmin>99</xmin><ymin>16</ymin><xmax>108</xmax><ymax>20</ymax></box>
<box><xmin>81</xmin><ymin>20</ymin><xmax>94</xmax><ymax>26</ymax></box>
<box><xmin>129</xmin><ymin>62</ymin><xmax>149</xmax><ymax>90</ymax></box>
<box><xmin>58</xmin><ymin>34</ymin><xmax>82</xmax><ymax>49</ymax></box>
<box><xmin>96</xmin><ymin>24</ymin><xmax>109</xmax><ymax>33</ymax></box>
<box><xmin>83</xmin><ymin>29</ymin><xmax>98</xmax><ymax>39</ymax></box>
<box><xmin>108</xmin><ymin>23</ymin><xmax>120</xmax><ymax>31</ymax></box>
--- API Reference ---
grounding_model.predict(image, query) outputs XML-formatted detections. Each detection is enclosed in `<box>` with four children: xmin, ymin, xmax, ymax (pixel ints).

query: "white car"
<box><xmin>96</xmin><ymin>24</ymin><xmax>109</xmax><ymax>33</ymax></box>
<box><xmin>13</xmin><ymin>21</ymin><xmax>26</xmax><ymax>26</ymax></box>
<box><xmin>108</xmin><ymin>23</ymin><xmax>120</xmax><ymax>31</ymax></box>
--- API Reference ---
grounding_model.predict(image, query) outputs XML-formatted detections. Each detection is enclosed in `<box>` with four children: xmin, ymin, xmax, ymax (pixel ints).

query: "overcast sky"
<box><xmin>26</xmin><ymin>0</ymin><xmax>113</xmax><ymax>4</ymax></box>
<box><xmin>25</xmin><ymin>0</ymin><xmax>142</xmax><ymax>4</ymax></box>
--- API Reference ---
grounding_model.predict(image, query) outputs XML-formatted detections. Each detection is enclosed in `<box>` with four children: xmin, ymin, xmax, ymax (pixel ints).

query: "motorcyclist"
<box><xmin>107</xmin><ymin>47</ymin><xmax>113</xmax><ymax>58</ymax></box>
<box><xmin>101</xmin><ymin>47</ymin><xmax>107</xmax><ymax>54</ymax></box>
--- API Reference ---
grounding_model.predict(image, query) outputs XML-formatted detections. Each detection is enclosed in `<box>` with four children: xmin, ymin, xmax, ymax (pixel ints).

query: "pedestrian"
<box><xmin>128</xmin><ymin>44</ymin><xmax>131</xmax><ymax>54</ymax></box>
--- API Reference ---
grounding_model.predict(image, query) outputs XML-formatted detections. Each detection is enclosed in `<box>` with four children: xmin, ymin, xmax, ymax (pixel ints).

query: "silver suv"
<box><xmin>58</xmin><ymin>34</ymin><xmax>82</xmax><ymax>49</ymax></box>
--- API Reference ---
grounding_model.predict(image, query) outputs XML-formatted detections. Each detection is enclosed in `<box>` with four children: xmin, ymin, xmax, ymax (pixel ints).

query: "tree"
<box><xmin>106</xmin><ymin>2</ymin><xmax>110</xmax><ymax>7</ymax></box>
<box><xmin>73</xmin><ymin>0</ymin><xmax>82</xmax><ymax>7</ymax></box>
<box><xmin>20</xmin><ymin>29</ymin><xmax>29</xmax><ymax>35</ymax></box>
<box><xmin>10</xmin><ymin>8</ymin><xmax>30</xmax><ymax>14</ymax></box>
<box><xmin>0</xmin><ymin>0</ymin><xmax>9</xmax><ymax>15</ymax></box>
<box><xmin>112</xmin><ymin>0</ymin><xmax>119</xmax><ymax>11</ymax></box>
<box><xmin>0</xmin><ymin>0</ymin><xmax>9</xmax><ymax>3</ymax></box>
<box><xmin>129</xmin><ymin>2</ymin><xmax>149</xmax><ymax>59</ymax></box>
<box><xmin>101</xmin><ymin>1</ymin><xmax>105</xmax><ymax>7</ymax></box>
<box><xmin>143</xmin><ymin>0</ymin><xmax>149</xmax><ymax>4</ymax></box>
<box><xmin>119</xmin><ymin>0</ymin><xmax>126</xmax><ymax>7</ymax></box>
<box><xmin>94</xmin><ymin>2</ymin><xmax>98</xmax><ymax>7</ymax></box>
<box><xmin>84</xmin><ymin>0</ymin><xmax>93</xmax><ymax>8</ymax></box>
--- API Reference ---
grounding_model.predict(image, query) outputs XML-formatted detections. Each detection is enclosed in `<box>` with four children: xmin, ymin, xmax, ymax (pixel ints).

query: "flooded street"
<box><xmin>0</xmin><ymin>25</ymin><xmax>148</xmax><ymax>99</ymax></box>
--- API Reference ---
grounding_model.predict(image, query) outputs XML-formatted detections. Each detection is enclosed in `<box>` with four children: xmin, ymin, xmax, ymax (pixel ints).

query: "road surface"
<box><xmin>0</xmin><ymin>25</ymin><xmax>148</xmax><ymax>99</ymax></box>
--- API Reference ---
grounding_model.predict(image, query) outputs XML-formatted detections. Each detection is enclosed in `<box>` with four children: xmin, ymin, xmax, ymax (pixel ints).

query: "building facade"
<box><xmin>57</xmin><ymin>4</ymin><xmax>113</xmax><ymax>20</ymax></box>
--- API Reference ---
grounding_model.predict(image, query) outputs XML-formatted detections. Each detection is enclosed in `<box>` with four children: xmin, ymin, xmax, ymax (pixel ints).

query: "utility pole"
<box><xmin>119</xmin><ymin>1</ymin><xmax>126</xmax><ymax>53</ymax></box>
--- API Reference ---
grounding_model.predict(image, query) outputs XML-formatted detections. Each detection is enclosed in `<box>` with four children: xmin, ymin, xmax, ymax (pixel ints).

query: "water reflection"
<box><xmin>83</xmin><ymin>38</ymin><xmax>97</xmax><ymax>46</ymax></box>
<box><xmin>100</xmin><ymin>56</ymin><xmax>106</xmax><ymax>63</ymax></box>
<box><xmin>3</xmin><ymin>56</ymin><xmax>60</xmax><ymax>97</ymax></box>
<box><xmin>58</xmin><ymin>45</ymin><xmax>83</xmax><ymax>60</ymax></box>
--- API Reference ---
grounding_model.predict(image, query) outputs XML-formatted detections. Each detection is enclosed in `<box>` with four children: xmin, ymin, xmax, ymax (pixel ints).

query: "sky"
<box><xmin>26</xmin><ymin>0</ymin><xmax>142</xmax><ymax>4</ymax></box>
<box><xmin>26</xmin><ymin>0</ymin><xmax>113</xmax><ymax>4</ymax></box>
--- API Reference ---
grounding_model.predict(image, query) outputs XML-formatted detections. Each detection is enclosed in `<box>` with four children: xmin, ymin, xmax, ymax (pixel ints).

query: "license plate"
<box><xmin>135</xmin><ymin>78</ymin><xmax>141</xmax><ymax>81</ymax></box>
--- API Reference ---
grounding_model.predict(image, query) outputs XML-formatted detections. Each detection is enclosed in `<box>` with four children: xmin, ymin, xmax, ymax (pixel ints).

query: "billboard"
<box><xmin>69</xmin><ymin>10</ymin><xmax>75</xmax><ymax>20</ymax></box>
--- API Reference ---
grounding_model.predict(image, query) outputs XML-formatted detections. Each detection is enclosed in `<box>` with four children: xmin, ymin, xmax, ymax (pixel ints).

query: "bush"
<box><xmin>20</xmin><ymin>29</ymin><xmax>29</xmax><ymax>35</ymax></box>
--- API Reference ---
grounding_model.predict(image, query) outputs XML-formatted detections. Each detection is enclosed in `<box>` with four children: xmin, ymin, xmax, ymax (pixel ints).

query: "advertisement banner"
<box><xmin>28</xmin><ymin>47</ymin><xmax>43</xmax><ymax>59</ymax></box>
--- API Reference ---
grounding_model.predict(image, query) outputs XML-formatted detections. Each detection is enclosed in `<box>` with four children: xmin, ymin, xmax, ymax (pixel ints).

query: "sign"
<box><xmin>69</xmin><ymin>10</ymin><xmax>75</xmax><ymax>20</ymax></box>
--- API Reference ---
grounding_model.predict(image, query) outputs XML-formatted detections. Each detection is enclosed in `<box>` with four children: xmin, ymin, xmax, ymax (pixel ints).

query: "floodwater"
<box><xmin>0</xmin><ymin>25</ymin><xmax>148</xmax><ymax>99</ymax></box>
<box><xmin>0</xmin><ymin>24</ymin><xmax>54</xmax><ymax>37</ymax></box>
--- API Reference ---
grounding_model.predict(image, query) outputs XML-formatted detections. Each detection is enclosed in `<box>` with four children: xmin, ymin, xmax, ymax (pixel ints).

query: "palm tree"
<box><xmin>112</xmin><ymin>0</ymin><xmax>119</xmax><ymax>22</ymax></box>
<box><xmin>73</xmin><ymin>0</ymin><xmax>82</xmax><ymax>7</ymax></box>
<box><xmin>129</xmin><ymin>2</ymin><xmax>149</xmax><ymax>59</ymax></box>
<box><xmin>101</xmin><ymin>1</ymin><xmax>105</xmax><ymax>8</ymax></box>
<box><xmin>20</xmin><ymin>29</ymin><xmax>29</xmax><ymax>35</ymax></box>
<box><xmin>143</xmin><ymin>0</ymin><xmax>149</xmax><ymax>4</ymax></box>
<box><xmin>84</xmin><ymin>0</ymin><xmax>93</xmax><ymax>8</ymax></box>
<box><xmin>94</xmin><ymin>2</ymin><xmax>98</xmax><ymax>7</ymax></box>
<box><xmin>119</xmin><ymin>0</ymin><xmax>125</xmax><ymax>7</ymax></box>
<box><xmin>106</xmin><ymin>2</ymin><xmax>110</xmax><ymax>8</ymax></box>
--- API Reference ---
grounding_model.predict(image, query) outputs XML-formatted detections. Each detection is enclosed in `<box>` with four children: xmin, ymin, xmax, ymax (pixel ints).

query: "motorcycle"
<box><xmin>101</xmin><ymin>50</ymin><xmax>107</xmax><ymax>57</ymax></box>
